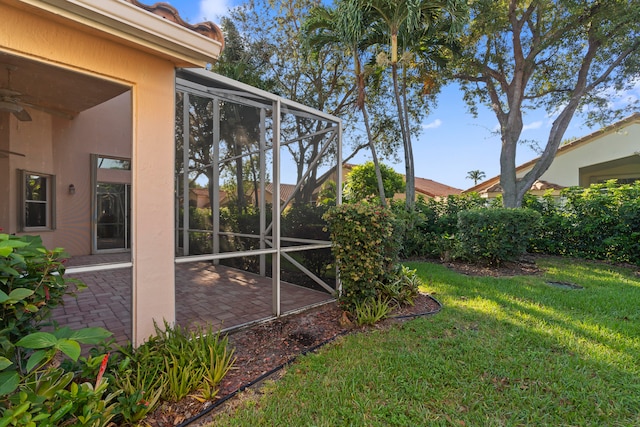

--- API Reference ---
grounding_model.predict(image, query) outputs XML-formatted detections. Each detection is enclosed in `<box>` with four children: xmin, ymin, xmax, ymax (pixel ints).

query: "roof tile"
<box><xmin>124</xmin><ymin>0</ymin><xmax>224</xmax><ymax>48</ymax></box>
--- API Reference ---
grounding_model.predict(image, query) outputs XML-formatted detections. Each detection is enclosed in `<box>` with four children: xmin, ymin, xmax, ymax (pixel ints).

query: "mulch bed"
<box><xmin>144</xmin><ymin>293</ymin><xmax>441</xmax><ymax>426</ymax></box>
<box><xmin>144</xmin><ymin>257</ymin><xmax>546</xmax><ymax>426</ymax></box>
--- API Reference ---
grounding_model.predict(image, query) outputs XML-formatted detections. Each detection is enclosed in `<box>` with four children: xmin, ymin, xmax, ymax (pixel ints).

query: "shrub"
<box><xmin>111</xmin><ymin>321</ymin><xmax>235</xmax><ymax>423</ymax></box>
<box><xmin>343</xmin><ymin>161</ymin><xmax>405</xmax><ymax>203</ymax></box>
<box><xmin>378</xmin><ymin>265</ymin><xmax>420</xmax><ymax>308</ymax></box>
<box><xmin>523</xmin><ymin>192</ymin><xmax>569</xmax><ymax>255</ymax></box>
<box><xmin>391</xmin><ymin>198</ymin><xmax>438</xmax><ymax>258</ymax></box>
<box><xmin>561</xmin><ymin>181</ymin><xmax>640</xmax><ymax>263</ymax></box>
<box><xmin>354</xmin><ymin>297</ymin><xmax>392</xmax><ymax>326</ymax></box>
<box><xmin>525</xmin><ymin>181</ymin><xmax>640</xmax><ymax>265</ymax></box>
<box><xmin>456</xmin><ymin>208</ymin><xmax>541</xmax><ymax>265</ymax></box>
<box><xmin>0</xmin><ymin>233</ymin><xmax>116</xmax><ymax>427</ymax></box>
<box><xmin>324</xmin><ymin>202</ymin><xmax>398</xmax><ymax>311</ymax></box>
<box><xmin>391</xmin><ymin>194</ymin><xmax>488</xmax><ymax>259</ymax></box>
<box><xmin>0</xmin><ymin>235</ymin><xmax>85</xmax><ymax>342</ymax></box>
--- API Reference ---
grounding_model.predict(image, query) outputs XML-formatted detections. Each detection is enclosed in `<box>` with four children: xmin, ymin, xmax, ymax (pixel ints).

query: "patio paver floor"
<box><xmin>51</xmin><ymin>259</ymin><xmax>334</xmax><ymax>345</ymax></box>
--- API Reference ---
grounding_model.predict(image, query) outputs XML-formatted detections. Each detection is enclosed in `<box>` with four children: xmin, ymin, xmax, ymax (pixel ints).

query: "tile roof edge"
<box><xmin>124</xmin><ymin>0</ymin><xmax>224</xmax><ymax>48</ymax></box>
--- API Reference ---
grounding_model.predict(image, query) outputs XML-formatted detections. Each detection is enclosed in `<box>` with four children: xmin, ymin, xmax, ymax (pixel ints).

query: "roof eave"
<box><xmin>16</xmin><ymin>0</ymin><xmax>223</xmax><ymax>67</ymax></box>
<box><xmin>464</xmin><ymin>113</ymin><xmax>640</xmax><ymax>193</ymax></box>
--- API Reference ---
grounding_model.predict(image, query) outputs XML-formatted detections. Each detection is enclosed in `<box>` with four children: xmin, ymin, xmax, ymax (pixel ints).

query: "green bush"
<box><xmin>111</xmin><ymin>321</ymin><xmax>235</xmax><ymax>424</ymax></box>
<box><xmin>456</xmin><ymin>208</ymin><xmax>541</xmax><ymax>265</ymax></box>
<box><xmin>354</xmin><ymin>297</ymin><xmax>392</xmax><ymax>326</ymax></box>
<box><xmin>391</xmin><ymin>198</ymin><xmax>437</xmax><ymax>258</ymax></box>
<box><xmin>324</xmin><ymin>202</ymin><xmax>399</xmax><ymax>311</ymax></box>
<box><xmin>0</xmin><ymin>234</ymin><xmax>116</xmax><ymax>427</ymax></box>
<box><xmin>525</xmin><ymin>181</ymin><xmax>640</xmax><ymax>264</ymax></box>
<box><xmin>378</xmin><ymin>265</ymin><xmax>421</xmax><ymax>307</ymax></box>
<box><xmin>391</xmin><ymin>194</ymin><xmax>488</xmax><ymax>259</ymax></box>
<box><xmin>0</xmin><ymin>235</ymin><xmax>85</xmax><ymax>342</ymax></box>
<box><xmin>561</xmin><ymin>181</ymin><xmax>640</xmax><ymax>263</ymax></box>
<box><xmin>523</xmin><ymin>192</ymin><xmax>569</xmax><ymax>255</ymax></box>
<box><xmin>343</xmin><ymin>161</ymin><xmax>405</xmax><ymax>203</ymax></box>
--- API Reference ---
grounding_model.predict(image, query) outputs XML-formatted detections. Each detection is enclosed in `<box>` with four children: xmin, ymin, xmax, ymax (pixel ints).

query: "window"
<box><xmin>97</xmin><ymin>156</ymin><xmax>130</xmax><ymax>170</ymax></box>
<box><xmin>21</xmin><ymin>170</ymin><xmax>55</xmax><ymax>230</ymax></box>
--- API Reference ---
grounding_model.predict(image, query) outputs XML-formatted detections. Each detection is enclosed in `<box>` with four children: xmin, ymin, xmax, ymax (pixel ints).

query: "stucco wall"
<box><xmin>1</xmin><ymin>2</ymin><xmax>177</xmax><ymax>345</ymax></box>
<box><xmin>516</xmin><ymin>122</ymin><xmax>640</xmax><ymax>186</ymax></box>
<box><xmin>4</xmin><ymin>110</ymin><xmax>54</xmax><ymax>244</ymax></box>
<box><xmin>52</xmin><ymin>93</ymin><xmax>132</xmax><ymax>255</ymax></box>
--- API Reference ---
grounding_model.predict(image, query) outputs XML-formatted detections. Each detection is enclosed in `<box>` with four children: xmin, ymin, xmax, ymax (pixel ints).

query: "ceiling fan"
<box><xmin>0</xmin><ymin>66</ymin><xmax>32</xmax><ymax>122</ymax></box>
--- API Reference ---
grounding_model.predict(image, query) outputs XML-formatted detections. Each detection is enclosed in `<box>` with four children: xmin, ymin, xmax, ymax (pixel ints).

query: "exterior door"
<box><xmin>96</xmin><ymin>183</ymin><xmax>131</xmax><ymax>251</ymax></box>
<box><xmin>92</xmin><ymin>155</ymin><xmax>132</xmax><ymax>253</ymax></box>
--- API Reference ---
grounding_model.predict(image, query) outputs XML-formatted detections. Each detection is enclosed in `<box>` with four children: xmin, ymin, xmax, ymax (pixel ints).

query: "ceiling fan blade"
<box><xmin>0</xmin><ymin>148</ymin><xmax>26</xmax><ymax>157</ymax></box>
<box><xmin>13</xmin><ymin>107</ymin><xmax>32</xmax><ymax>121</ymax></box>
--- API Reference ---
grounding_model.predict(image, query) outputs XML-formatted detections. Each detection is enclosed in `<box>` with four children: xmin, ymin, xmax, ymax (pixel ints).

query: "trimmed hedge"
<box><xmin>526</xmin><ymin>180</ymin><xmax>640</xmax><ymax>264</ymax></box>
<box><xmin>456</xmin><ymin>208</ymin><xmax>541</xmax><ymax>265</ymax></box>
<box><xmin>391</xmin><ymin>194</ymin><xmax>487</xmax><ymax>258</ymax></box>
<box><xmin>324</xmin><ymin>202</ymin><xmax>400</xmax><ymax>311</ymax></box>
<box><xmin>387</xmin><ymin>181</ymin><xmax>639</xmax><ymax>266</ymax></box>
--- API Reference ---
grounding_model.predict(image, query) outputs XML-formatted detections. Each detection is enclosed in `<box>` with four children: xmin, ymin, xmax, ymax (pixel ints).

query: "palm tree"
<box><xmin>304</xmin><ymin>1</ymin><xmax>388</xmax><ymax>206</ymax></box>
<box><xmin>363</xmin><ymin>0</ymin><xmax>467</xmax><ymax>209</ymax></box>
<box><xmin>466</xmin><ymin>169</ymin><xmax>486</xmax><ymax>185</ymax></box>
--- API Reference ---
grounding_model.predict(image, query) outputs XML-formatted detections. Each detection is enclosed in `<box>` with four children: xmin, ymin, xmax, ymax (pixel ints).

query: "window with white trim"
<box><xmin>21</xmin><ymin>170</ymin><xmax>55</xmax><ymax>231</ymax></box>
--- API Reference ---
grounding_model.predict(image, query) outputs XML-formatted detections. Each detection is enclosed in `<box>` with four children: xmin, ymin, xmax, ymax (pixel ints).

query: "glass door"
<box><xmin>96</xmin><ymin>183</ymin><xmax>131</xmax><ymax>251</ymax></box>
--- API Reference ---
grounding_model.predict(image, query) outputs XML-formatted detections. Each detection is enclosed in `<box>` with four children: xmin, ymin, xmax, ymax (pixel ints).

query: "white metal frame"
<box><xmin>175</xmin><ymin>69</ymin><xmax>342</xmax><ymax>318</ymax></box>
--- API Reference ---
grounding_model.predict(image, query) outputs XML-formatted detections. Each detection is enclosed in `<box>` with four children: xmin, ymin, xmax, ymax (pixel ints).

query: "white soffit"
<box><xmin>14</xmin><ymin>0</ymin><xmax>223</xmax><ymax>67</ymax></box>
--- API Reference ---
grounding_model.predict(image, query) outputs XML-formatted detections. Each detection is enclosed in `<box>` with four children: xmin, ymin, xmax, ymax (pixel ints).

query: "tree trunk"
<box><xmin>499</xmin><ymin>131</ymin><xmax>520</xmax><ymax>208</ymax></box>
<box><xmin>401</xmin><ymin>66</ymin><xmax>415</xmax><ymax>210</ymax></box>
<box><xmin>500</xmin><ymin>98</ymin><xmax>583</xmax><ymax>208</ymax></box>
<box><xmin>361</xmin><ymin>103</ymin><xmax>387</xmax><ymax>207</ymax></box>
<box><xmin>391</xmin><ymin>63</ymin><xmax>414</xmax><ymax>210</ymax></box>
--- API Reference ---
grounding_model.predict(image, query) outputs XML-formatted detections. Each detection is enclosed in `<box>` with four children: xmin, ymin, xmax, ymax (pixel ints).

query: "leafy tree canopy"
<box><xmin>344</xmin><ymin>161</ymin><xmax>406</xmax><ymax>202</ymax></box>
<box><xmin>455</xmin><ymin>0</ymin><xmax>640</xmax><ymax>207</ymax></box>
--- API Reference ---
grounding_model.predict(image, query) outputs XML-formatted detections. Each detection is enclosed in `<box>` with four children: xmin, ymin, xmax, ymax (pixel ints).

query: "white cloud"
<box><xmin>522</xmin><ymin>120</ymin><xmax>543</xmax><ymax>131</ymax></box>
<box><xmin>199</xmin><ymin>0</ymin><xmax>230</xmax><ymax>21</ymax></box>
<box><xmin>422</xmin><ymin>119</ymin><xmax>442</xmax><ymax>130</ymax></box>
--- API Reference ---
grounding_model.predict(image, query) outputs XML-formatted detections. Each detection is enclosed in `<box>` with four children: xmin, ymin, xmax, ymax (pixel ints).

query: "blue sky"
<box><xmin>167</xmin><ymin>0</ymin><xmax>605</xmax><ymax>190</ymax></box>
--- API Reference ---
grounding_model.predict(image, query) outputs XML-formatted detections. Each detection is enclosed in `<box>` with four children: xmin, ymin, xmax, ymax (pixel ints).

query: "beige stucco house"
<box><xmin>0</xmin><ymin>0</ymin><xmax>224</xmax><ymax>345</ymax></box>
<box><xmin>466</xmin><ymin>113</ymin><xmax>640</xmax><ymax>197</ymax></box>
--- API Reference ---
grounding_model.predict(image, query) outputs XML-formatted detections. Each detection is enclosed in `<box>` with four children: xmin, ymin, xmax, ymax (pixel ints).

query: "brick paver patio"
<box><xmin>51</xmin><ymin>256</ymin><xmax>334</xmax><ymax>345</ymax></box>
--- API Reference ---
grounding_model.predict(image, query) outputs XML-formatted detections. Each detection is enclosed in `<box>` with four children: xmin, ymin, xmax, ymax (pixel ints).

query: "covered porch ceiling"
<box><xmin>0</xmin><ymin>51</ymin><xmax>129</xmax><ymax>120</ymax></box>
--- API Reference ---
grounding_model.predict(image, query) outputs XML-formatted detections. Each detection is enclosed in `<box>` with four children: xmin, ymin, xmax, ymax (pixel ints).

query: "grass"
<box><xmin>211</xmin><ymin>257</ymin><xmax>640</xmax><ymax>426</ymax></box>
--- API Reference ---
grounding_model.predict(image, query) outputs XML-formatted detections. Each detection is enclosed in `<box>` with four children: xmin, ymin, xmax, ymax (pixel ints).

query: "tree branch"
<box><xmin>585</xmin><ymin>40</ymin><xmax>640</xmax><ymax>92</ymax></box>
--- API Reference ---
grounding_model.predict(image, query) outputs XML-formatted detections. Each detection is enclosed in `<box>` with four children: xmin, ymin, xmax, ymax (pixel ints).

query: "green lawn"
<box><xmin>211</xmin><ymin>257</ymin><xmax>640</xmax><ymax>426</ymax></box>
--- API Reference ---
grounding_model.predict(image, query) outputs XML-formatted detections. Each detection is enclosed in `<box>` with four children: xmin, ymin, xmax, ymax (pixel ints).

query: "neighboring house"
<box><xmin>188</xmin><ymin>188</ymin><xmax>229</xmax><ymax>209</ymax></box>
<box><xmin>1</xmin><ymin>0</ymin><xmax>224</xmax><ymax>345</ymax></box>
<box><xmin>413</xmin><ymin>176</ymin><xmax>463</xmax><ymax>199</ymax></box>
<box><xmin>265</xmin><ymin>183</ymin><xmax>307</xmax><ymax>208</ymax></box>
<box><xmin>189</xmin><ymin>183</ymin><xmax>311</xmax><ymax>211</ymax></box>
<box><xmin>466</xmin><ymin>113</ymin><xmax>640</xmax><ymax>198</ymax></box>
<box><xmin>480</xmin><ymin>180</ymin><xmax>566</xmax><ymax>200</ymax></box>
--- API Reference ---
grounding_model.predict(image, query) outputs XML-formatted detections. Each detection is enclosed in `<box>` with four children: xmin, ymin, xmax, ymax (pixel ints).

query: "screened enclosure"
<box><xmin>175</xmin><ymin>69</ymin><xmax>342</xmax><ymax>322</ymax></box>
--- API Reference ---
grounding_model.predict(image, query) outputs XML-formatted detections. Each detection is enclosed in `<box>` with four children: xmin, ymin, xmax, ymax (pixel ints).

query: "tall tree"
<box><xmin>228</xmin><ymin>0</ymin><xmax>355</xmax><ymax>204</ymax></box>
<box><xmin>456</xmin><ymin>0</ymin><xmax>640</xmax><ymax>207</ymax></box>
<box><xmin>214</xmin><ymin>18</ymin><xmax>270</xmax><ymax>213</ymax></box>
<box><xmin>304</xmin><ymin>1</ymin><xmax>388</xmax><ymax>206</ymax></box>
<box><xmin>364</xmin><ymin>0</ymin><xmax>467</xmax><ymax>209</ymax></box>
<box><xmin>466</xmin><ymin>169</ymin><xmax>486</xmax><ymax>185</ymax></box>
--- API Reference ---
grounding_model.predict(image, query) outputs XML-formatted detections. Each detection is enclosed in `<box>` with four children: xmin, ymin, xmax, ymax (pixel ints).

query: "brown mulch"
<box><xmin>143</xmin><ymin>257</ymin><xmax>541</xmax><ymax>426</ymax></box>
<box><xmin>144</xmin><ymin>293</ymin><xmax>440</xmax><ymax>427</ymax></box>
